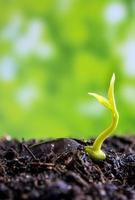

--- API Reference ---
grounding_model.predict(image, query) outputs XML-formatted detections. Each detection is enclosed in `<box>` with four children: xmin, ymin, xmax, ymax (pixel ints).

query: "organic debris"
<box><xmin>0</xmin><ymin>136</ymin><xmax>135</xmax><ymax>199</ymax></box>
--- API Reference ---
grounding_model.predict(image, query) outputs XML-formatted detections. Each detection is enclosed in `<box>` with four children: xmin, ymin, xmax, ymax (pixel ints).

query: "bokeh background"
<box><xmin>0</xmin><ymin>0</ymin><xmax>135</xmax><ymax>139</ymax></box>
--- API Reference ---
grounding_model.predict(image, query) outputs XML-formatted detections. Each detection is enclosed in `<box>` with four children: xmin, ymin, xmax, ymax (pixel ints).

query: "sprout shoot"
<box><xmin>85</xmin><ymin>74</ymin><xmax>119</xmax><ymax>160</ymax></box>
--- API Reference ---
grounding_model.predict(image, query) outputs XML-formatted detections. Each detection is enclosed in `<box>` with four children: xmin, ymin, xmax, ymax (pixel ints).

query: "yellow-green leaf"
<box><xmin>88</xmin><ymin>93</ymin><xmax>111</xmax><ymax>110</ymax></box>
<box><xmin>108</xmin><ymin>73</ymin><xmax>115</xmax><ymax>107</ymax></box>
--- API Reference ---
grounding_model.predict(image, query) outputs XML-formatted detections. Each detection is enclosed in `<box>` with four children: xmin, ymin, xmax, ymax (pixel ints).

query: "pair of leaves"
<box><xmin>88</xmin><ymin>73</ymin><xmax>115</xmax><ymax>111</ymax></box>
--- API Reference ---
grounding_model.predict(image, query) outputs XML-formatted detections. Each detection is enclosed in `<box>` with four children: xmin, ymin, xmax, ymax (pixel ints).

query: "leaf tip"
<box><xmin>88</xmin><ymin>92</ymin><xmax>94</xmax><ymax>96</ymax></box>
<box><xmin>111</xmin><ymin>73</ymin><xmax>115</xmax><ymax>83</ymax></box>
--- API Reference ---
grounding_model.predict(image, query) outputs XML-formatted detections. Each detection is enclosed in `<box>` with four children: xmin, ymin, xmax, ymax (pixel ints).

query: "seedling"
<box><xmin>85</xmin><ymin>74</ymin><xmax>119</xmax><ymax>160</ymax></box>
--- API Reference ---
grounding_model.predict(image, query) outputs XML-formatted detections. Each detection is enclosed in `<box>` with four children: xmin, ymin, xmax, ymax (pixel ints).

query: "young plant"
<box><xmin>85</xmin><ymin>74</ymin><xmax>119</xmax><ymax>160</ymax></box>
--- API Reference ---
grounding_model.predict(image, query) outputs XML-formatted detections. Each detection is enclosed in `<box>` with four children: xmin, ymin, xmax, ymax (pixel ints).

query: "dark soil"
<box><xmin>0</xmin><ymin>136</ymin><xmax>135</xmax><ymax>200</ymax></box>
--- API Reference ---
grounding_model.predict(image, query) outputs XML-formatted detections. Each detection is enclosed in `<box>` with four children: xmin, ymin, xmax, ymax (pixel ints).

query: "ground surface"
<box><xmin>0</xmin><ymin>136</ymin><xmax>135</xmax><ymax>200</ymax></box>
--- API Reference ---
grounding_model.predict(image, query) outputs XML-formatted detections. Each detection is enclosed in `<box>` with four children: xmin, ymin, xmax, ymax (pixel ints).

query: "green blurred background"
<box><xmin>0</xmin><ymin>0</ymin><xmax>135</xmax><ymax>139</ymax></box>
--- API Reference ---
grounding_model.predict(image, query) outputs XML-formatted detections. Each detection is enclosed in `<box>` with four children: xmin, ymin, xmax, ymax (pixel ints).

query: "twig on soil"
<box><xmin>23</xmin><ymin>144</ymin><xmax>37</xmax><ymax>160</ymax></box>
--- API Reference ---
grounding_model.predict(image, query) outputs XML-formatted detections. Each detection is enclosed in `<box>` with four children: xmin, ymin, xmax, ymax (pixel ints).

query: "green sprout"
<box><xmin>85</xmin><ymin>74</ymin><xmax>119</xmax><ymax>160</ymax></box>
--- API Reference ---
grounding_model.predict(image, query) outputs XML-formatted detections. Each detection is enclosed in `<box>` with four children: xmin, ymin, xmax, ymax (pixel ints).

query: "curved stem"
<box><xmin>92</xmin><ymin>110</ymin><xmax>119</xmax><ymax>151</ymax></box>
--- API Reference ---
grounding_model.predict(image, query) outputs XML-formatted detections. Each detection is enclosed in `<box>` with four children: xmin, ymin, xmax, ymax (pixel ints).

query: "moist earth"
<box><xmin>0</xmin><ymin>136</ymin><xmax>135</xmax><ymax>200</ymax></box>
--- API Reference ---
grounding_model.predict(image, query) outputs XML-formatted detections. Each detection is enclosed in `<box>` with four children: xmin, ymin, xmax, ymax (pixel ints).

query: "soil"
<box><xmin>0</xmin><ymin>136</ymin><xmax>135</xmax><ymax>200</ymax></box>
